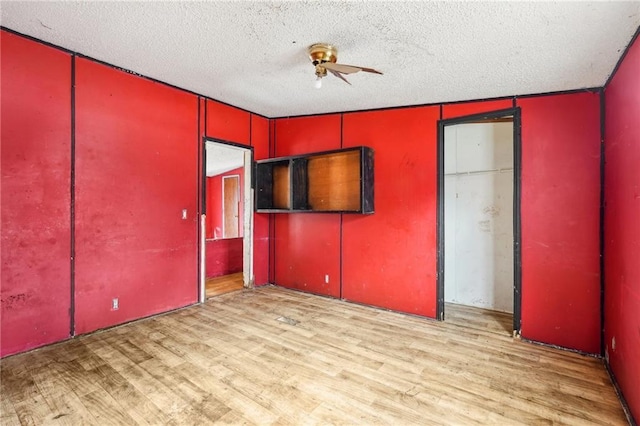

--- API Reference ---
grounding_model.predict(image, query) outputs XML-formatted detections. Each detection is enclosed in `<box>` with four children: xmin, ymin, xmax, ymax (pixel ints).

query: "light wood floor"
<box><xmin>0</xmin><ymin>286</ymin><xmax>627</xmax><ymax>425</ymax></box>
<box><xmin>445</xmin><ymin>302</ymin><xmax>513</xmax><ymax>337</ymax></box>
<box><xmin>205</xmin><ymin>272</ymin><xmax>244</xmax><ymax>298</ymax></box>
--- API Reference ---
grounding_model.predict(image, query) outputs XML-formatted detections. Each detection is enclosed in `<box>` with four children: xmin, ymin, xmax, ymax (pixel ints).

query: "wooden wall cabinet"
<box><xmin>255</xmin><ymin>146</ymin><xmax>374</xmax><ymax>214</ymax></box>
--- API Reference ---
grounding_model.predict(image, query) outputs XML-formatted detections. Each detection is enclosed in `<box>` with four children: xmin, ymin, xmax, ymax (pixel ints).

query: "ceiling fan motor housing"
<box><xmin>309</xmin><ymin>43</ymin><xmax>338</xmax><ymax>77</ymax></box>
<box><xmin>308</xmin><ymin>43</ymin><xmax>338</xmax><ymax>65</ymax></box>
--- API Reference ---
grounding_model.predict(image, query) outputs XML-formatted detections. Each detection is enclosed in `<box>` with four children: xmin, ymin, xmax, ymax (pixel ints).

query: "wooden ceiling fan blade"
<box><xmin>339</xmin><ymin>64</ymin><xmax>383</xmax><ymax>75</ymax></box>
<box><xmin>323</xmin><ymin>62</ymin><xmax>361</xmax><ymax>74</ymax></box>
<box><xmin>356</xmin><ymin>66</ymin><xmax>383</xmax><ymax>75</ymax></box>
<box><xmin>328</xmin><ymin>69</ymin><xmax>352</xmax><ymax>85</ymax></box>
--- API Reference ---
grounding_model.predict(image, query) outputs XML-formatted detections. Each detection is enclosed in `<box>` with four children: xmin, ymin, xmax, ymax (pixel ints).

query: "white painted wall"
<box><xmin>444</xmin><ymin>122</ymin><xmax>514</xmax><ymax>313</ymax></box>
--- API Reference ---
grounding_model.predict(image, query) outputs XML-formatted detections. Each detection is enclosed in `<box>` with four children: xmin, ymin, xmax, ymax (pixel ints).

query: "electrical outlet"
<box><xmin>182</xmin><ymin>209</ymin><xmax>188</xmax><ymax>220</ymax></box>
<box><xmin>112</xmin><ymin>298</ymin><xmax>119</xmax><ymax>310</ymax></box>
<box><xmin>325</xmin><ymin>274</ymin><xmax>329</xmax><ymax>284</ymax></box>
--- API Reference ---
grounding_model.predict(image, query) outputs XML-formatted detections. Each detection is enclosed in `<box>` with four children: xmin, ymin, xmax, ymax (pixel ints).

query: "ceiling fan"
<box><xmin>308</xmin><ymin>43</ymin><xmax>382</xmax><ymax>88</ymax></box>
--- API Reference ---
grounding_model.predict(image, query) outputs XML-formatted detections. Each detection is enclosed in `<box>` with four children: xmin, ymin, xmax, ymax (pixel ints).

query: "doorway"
<box><xmin>437</xmin><ymin>108</ymin><xmax>522</xmax><ymax>336</ymax></box>
<box><xmin>200</xmin><ymin>139</ymin><xmax>253</xmax><ymax>301</ymax></box>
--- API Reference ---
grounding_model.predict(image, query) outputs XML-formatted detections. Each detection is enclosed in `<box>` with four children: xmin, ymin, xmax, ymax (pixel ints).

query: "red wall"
<box><xmin>517</xmin><ymin>93</ymin><xmax>602</xmax><ymax>354</ymax></box>
<box><xmin>272</xmin><ymin>93</ymin><xmax>603</xmax><ymax>353</ymax></box>
<box><xmin>442</xmin><ymin>99</ymin><xmax>513</xmax><ymax>119</ymax></box>
<box><xmin>74</xmin><ymin>58</ymin><xmax>199</xmax><ymax>334</ymax></box>
<box><xmin>205</xmin><ymin>167</ymin><xmax>244</xmax><ymax>240</ymax></box>
<box><xmin>1</xmin><ymin>31</ymin><xmax>72</xmax><ymax>357</ymax></box>
<box><xmin>206</xmin><ymin>99</ymin><xmax>250</xmax><ymax>145</ymax></box>
<box><xmin>342</xmin><ymin>107</ymin><xmax>440</xmax><ymax>316</ymax></box>
<box><xmin>273</xmin><ymin>115</ymin><xmax>342</xmax><ymax>297</ymax></box>
<box><xmin>205</xmin><ymin>239</ymin><xmax>243</xmax><ymax>278</ymax></box>
<box><xmin>604</xmin><ymin>32</ymin><xmax>640</xmax><ymax>421</ymax></box>
<box><xmin>1</xmin><ymin>28</ymin><xmax>624</xmax><ymax>366</ymax></box>
<box><xmin>252</xmin><ymin>115</ymin><xmax>271</xmax><ymax>286</ymax></box>
<box><xmin>204</xmin><ymin>101</ymin><xmax>271</xmax><ymax>286</ymax></box>
<box><xmin>1</xmin><ymin>30</ymin><xmax>266</xmax><ymax>357</ymax></box>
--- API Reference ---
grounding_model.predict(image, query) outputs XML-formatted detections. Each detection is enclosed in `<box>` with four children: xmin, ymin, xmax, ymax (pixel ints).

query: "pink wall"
<box><xmin>604</xmin><ymin>31</ymin><xmax>640</xmax><ymax>422</ymax></box>
<box><xmin>1</xmin><ymin>31</ymin><xmax>72</xmax><ymax>357</ymax></box>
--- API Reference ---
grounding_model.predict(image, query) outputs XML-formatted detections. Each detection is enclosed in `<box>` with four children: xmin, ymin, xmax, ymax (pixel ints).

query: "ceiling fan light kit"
<box><xmin>308</xmin><ymin>43</ymin><xmax>382</xmax><ymax>88</ymax></box>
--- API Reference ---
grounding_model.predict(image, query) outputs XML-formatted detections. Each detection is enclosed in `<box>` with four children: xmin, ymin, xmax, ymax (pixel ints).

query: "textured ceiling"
<box><xmin>2</xmin><ymin>1</ymin><xmax>639</xmax><ymax>118</ymax></box>
<box><xmin>205</xmin><ymin>141</ymin><xmax>245</xmax><ymax>177</ymax></box>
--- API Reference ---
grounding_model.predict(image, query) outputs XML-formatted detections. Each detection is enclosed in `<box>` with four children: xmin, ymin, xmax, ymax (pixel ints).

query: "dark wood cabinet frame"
<box><xmin>255</xmin><ymin>146</ymin><xmax>374</xmax><ymax>214</ymax></box>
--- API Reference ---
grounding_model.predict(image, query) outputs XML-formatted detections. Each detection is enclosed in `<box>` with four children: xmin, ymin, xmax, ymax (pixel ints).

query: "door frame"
<box><xmin>436</xmin><ymin>107</ymin><xmax>522</xmax><ymax>335</ymax></box>
<box><xmin>200</xmin><ymin>137</ymin><xmax>254</xmax><ymax>302</ymax></box>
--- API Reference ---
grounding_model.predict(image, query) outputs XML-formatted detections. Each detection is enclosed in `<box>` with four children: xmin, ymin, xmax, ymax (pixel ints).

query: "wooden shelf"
<box><xmin>255</xmin><ymin>146</ymin><xmax>374</xmax><ymax>214</ymax></box>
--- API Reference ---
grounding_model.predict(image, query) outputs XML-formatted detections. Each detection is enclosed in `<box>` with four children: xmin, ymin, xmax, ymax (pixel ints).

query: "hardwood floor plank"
<box><xmin>0</xmin><ymin>378</ymin><xmax>21</xmax><ymax>426</ymax></box>
<box><xmin>79</xmin><ymin>387</ymin><xmax>138</xmax><ymax>425</ymax></box>
<box><xmin>206</xmin><ymin>272</ymin><xmax>244</xmax><ymax>298</ymax></box>
<box><xmin>31</xmin><ymin>364</ymin><xmax>98</xmax><ymax>425</ymax></box>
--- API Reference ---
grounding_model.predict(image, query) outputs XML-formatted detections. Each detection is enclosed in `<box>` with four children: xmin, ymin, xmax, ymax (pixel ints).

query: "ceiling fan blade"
<box><xmin>328</xmin><ymin>69</ymin><xmax>352</xmax><ymax>85</ymax></box>
<box><xmin>323</xmin><ymin>63</ymin><xmax>382</xmax><ymax>74</ymax></box>
<box><xmin>322</xmin><ymin>62</ymin><xmax>362</xmax><ymax>74</ymax></box>
<box><xmin>347</xmin><ymin>65</ymin><xmax>382</xmax><ymax>75</ymax></box>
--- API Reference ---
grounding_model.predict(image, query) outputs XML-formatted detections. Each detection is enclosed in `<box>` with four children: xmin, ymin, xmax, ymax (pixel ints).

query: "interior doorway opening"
<box><xmin>437</xmin><ymin>109</ymin><xmax>522</xmax><ymax>336</ymax></box>
<box><xmin>200</xmin><ymin>139</ymin><xmax>253</xmax><ymax>301</ymax></box>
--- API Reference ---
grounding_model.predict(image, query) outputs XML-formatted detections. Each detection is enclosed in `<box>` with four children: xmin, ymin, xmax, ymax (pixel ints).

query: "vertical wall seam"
<box><xmin>249</xmin><ymin>114</ymin><xmax>253</xmax><ymax>147</ymax></box>
<box><xmin>271</xmin><ymin>120</ymin><xmax>277</xmax><ymax>284</ymax></box>
<box><xmin>339</xmin><ymin>113</ymin><xmax>344</xmax><ymax>299</ymax></box>
<box><xmin>197</xmin><ymin>97</ymin><xmax>202</xmax><ymax>302</ymax></box>
<box><xmin>204</xmin><ymin>98</ymin><xmax>208</xmax><ymax>138</ymax></box>
<box><xmin>70</xmin><ymin>54</ymin><xmax>76</xmax><ymax>337</ymax></box>
<box><xmin>599</xmin><ymin>88</ymin><xmax>606</xmax><ymax>357</ymax></box>
<box><xmin>514</xmin><ymin>105</ymin><xmax>523</xmax><ymax>335</ymax></box>
<box><xmin>438</xmin><ymin>104</ymin><xmax>442</xmax><ymax>318</ymax></box>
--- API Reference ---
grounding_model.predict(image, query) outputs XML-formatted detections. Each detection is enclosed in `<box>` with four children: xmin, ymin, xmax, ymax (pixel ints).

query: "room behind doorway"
<box><xmin>440</xmin><ymin>113</ymin><xmax>519</xmax><ymax>336</ymax></box>
<box><xmin>203</xmin><ymin>140</ymin><xmax>253</xmax><ymax>299</ymax></box>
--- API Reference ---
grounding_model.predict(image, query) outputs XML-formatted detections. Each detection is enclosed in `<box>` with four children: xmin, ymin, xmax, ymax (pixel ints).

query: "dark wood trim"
<box><xmin>197</xmin><ymin>97</ymin><xmax>203</xmax><ymax>302</ymax></box>
<box><xmin>436</xmin><ymin>106</ymin><xmax>444</xmax><ymax>320</ymax></box>
<box><xmin>340</xmin><ymin>113</ymin><xmax>344</xmax><ymax>299</ymax></box>
<box><xmin>513</xmin><ymin>108</ymin><xmax>523</xmax><ymax>334</ymax></box>
<box><xmin>257</xmin><ymin>145</ymin><xmax>367</xmax><ymax>164</ymax></box>
<box><xmin>599</xmin><ymin>88</ymin><xmax>606</xmax><ymax>356</ymax></box>
<box><xmin>435</xmin><ymin>107</ymin><xmax>522</xmax><ymax>337</ymax></box>
<box><xmin>255</xmin><ymin>146</ymin><xmax>374</xmax><ymax>214</ymax></box>
<box><xmin>522</xmin><ymin>337</ymin><xmax>601</xmax><ymax>358</ymax></box>
<box><xmin>70</xmin><ymin>54</ymin><xmax>76</xmax><ymax>337</ymax></box>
